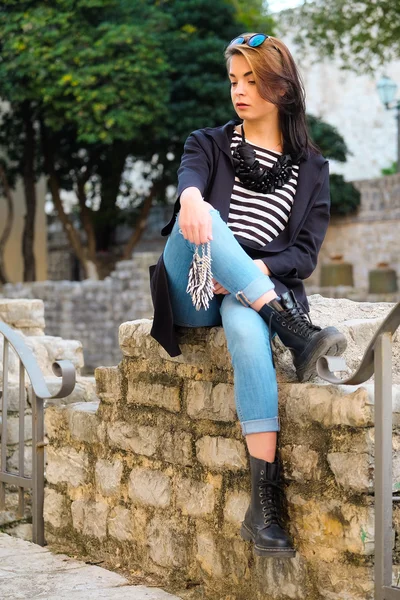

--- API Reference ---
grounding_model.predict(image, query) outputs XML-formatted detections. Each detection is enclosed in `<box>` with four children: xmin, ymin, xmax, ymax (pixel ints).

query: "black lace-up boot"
<box><xmin>241</xmin><ymin>455</ymin><xmax>295</xmax><ymax>557</ymax></box>
<box><xmin>258</xmin><ymin>290</ymin><xmax>347</xmax><ymax>382</ymax></box>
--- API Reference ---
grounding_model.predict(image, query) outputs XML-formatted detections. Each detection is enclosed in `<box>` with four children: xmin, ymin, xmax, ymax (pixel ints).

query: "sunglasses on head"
<box><xmin>227</xmin><ymin>33</ymin><xmax>280</xmax><ymax>53</ymax></box>
<box><xmin>227</xmin><ymin>33</ymin><xmax>270</xmax><ymax>48</ymax></box>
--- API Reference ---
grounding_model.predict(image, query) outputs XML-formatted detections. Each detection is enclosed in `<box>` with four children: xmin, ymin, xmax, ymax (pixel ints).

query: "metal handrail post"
<box><xmin>375</xmin><ymin>333</ymin><xmax>394</xmax><ymax>599</ymax></box>
<box><xmin>0</xmin><ymin>322</ymin><xmax>76</xmax><ymax>546</ymax></box>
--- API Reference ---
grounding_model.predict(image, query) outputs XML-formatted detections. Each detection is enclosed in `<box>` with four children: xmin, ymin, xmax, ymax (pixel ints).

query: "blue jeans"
<box><xmin>163</xmin><ymin>209</ymin><xmax>280</xmax><ymax>435</ymax></box>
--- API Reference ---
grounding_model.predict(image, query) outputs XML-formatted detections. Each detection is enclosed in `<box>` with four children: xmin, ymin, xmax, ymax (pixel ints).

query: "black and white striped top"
<box><xmin>228</xmin><ymin>130</ymin><xmax>299</xmax><ymax>248</ymax></box>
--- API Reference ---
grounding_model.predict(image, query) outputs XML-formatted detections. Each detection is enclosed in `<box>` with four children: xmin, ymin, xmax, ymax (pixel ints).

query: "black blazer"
<box><xmin>149</xmin><ymin>118</ymin><xmax>330</xmax><ymax>357</ymax></box>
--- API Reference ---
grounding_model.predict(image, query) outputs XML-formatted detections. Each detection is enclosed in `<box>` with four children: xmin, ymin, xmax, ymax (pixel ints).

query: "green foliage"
<box><xmin>307</xmin><ymin>115</ymin><xmax>360</xmax><ymax>216</ymax></box>
<box><xmin>229</xmin><ymin>0</ymin><xmax>275</xmax><ymax>32</ymax></box>
<box><xmin>306</xmin><ymin>115</ymin><xmax>349</xmax><ymax>162</ymax></box>
<box><xmin>381</xmin><ymin>161</ymin><xmax>398</xmax><ymax>175</ymax></box>
<box><xmin>0</xmin><ymin>0</ymin><xmax>171</xmax><ymax>144</ymax></box>
<box><xmin>329</xmin><ymin>173</ymin><xmax>361</xmax><ymax>216</ymax></box>
<box><xmin>284</xmin><ymin>0</ymin><xmax>400</xmax><ymax>74</ymax></box>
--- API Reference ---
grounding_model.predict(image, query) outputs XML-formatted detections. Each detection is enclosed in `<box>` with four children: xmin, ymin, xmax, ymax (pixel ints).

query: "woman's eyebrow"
<box><xmin>229</xmin><ymin>71</ymin><xmax>253</xmax><ymax>78</ymax></box>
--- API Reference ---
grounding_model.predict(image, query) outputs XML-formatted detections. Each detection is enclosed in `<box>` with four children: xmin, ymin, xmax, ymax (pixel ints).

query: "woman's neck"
<box><xmin>238</xmin><ymin>118</ymin><xmax>282</xmax><ymax>150</ymax></box>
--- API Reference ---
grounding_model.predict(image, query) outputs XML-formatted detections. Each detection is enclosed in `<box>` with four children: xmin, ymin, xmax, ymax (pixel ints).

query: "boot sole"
<box><xmin>240</xmin><ymin>523</ymin><xmax>296</xmax><ymax>558</ymax></box>
<box><xmin>293</xmin><ymin>328</ymin><xmax>347</xmax><ymax>382</ymax></box>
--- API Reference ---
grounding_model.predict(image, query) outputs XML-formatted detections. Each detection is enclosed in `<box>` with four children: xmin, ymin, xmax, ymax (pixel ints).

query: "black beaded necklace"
<box><xmin>232</xmin><ymin>124</ymin><xmax>294</xmax><ymax>194</ymax></box>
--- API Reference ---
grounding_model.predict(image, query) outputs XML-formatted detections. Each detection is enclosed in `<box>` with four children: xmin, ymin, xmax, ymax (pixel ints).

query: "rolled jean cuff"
<box><xmin>240</xmin><ymin>416</ymin><xmax>280</xmax><ymax>435</ymax></box>
<box><xmin>236</xmin><ymin>274</ymin><xmax>275</xmax><ymax>307</ymax></box>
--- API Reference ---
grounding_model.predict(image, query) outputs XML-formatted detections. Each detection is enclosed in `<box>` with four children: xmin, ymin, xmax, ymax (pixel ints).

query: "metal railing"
<box><xmin>0</xmin><ymin>322</ymin><xmax>75</xmax><ymax>545</ymax></box>
<box><xmin>316</xmin><ymin>301</ymin><xmax>400</xmax><ymax>600</ymax></box>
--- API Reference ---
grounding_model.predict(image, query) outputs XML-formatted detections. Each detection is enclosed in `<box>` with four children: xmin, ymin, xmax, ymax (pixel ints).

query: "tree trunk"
<box><xmin>122</xmin><ymin>180</ymin><xmax>163</xmax><ymax>259</ymax></box>
<box><xmin>76</xmin><ymin>176</ymin><xmax>97</xmax><ymax>263</ymax></box>
<box><xmin>96</xmin><ymin>145</ymin><xmax>128</xmax><ymax>251</ymax></box>
<box><xmin>40</xmin><ymin>121</ymin><xmax>97</xmax><ymax>280</ymax></box>
<box><xmin>0</xmin><ymin>165</ymin><xmax>14</xmax><ymax>284</ymax></box>
<box><xmin>21</xmin><ymin>101</ymin><xmax>37</xmax><ymax>281</ymax></box>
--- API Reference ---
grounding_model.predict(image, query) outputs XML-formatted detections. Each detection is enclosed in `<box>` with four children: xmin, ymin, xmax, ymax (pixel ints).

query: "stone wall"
<box><xmin>44</xmin><ymin>296</ymin><xmax>400</xmax><ymax>600</ymax></box>
<box><xmin>306</xmin><ymin>172</ymin><xmax>400</xmax><ymax>291</ymax></box>
<box><xmin>0</xmin><ymin>252</ymin><xmax>160</xmax><ymax>372</ymax></box>
<box><xmin>0</xmin><ymin>299</ymin><xmax>98</xmax><ymax>537</ymax></box>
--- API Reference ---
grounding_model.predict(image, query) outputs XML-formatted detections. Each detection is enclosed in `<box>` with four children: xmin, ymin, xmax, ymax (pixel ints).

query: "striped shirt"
<box><xmin>228</xmin><ymin>131</ymin><xmax>299</xmax><ymax>248</ymax></box>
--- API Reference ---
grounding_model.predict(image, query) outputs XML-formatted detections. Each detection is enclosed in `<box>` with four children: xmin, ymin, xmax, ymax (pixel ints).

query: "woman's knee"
<box><xmin>221</xmin><ymin>297</ymin><xmax>270</xmax><ymax>353</ymax></box>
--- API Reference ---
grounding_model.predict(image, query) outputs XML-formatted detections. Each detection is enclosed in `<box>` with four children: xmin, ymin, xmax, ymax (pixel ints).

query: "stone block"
<box><xmin>71</xmin><ymin>499</ymin><xmax>109</xmax><ymax>539</ymax></box>
<box><xmin>1</xmin><ymin>382</ymin><xmax>28</xmax><ymax>412</ymax></box>
<box><xmin>66</xmin><ymin>401</ymin><xmax>99</xmax><ymax>444</ymax></box>
<box><xmin>175</xmin><ymin>477</ymin><xmax>215</xmax><ymax>516</ymax></box>
<box><xmin>316</xmin><ymin>561</ymin><xmax>374</xmax><ymax>600</ymax></box>
<box><xmin>8</xmin><ymin>445</ymin><xmax>32</xmax><ymax>477</ymax></box>
<box><xmin>186</xmin><ymin>381</ymin><xmax>236</xmax><ymax>422</ymax></box>
<box><xmin>328</xmin><ymin>452</ymin><xmax>372</xmax><ymax>492</ymax></box>
<box><xmin>0</xmin><ymin>414</ymin><xmax>32</xmax><ymax>445</ymax></box>
<box><xmin>288</xmin><ymin>492</ymin><xmax>375</xmax><ymax>556</ymax></box>
<box><xmin>0</xmin><ymin>299</ymin><xmax>45</xmax><ymax>331</ymax></box>
<box><xmin>128</xmin><ymin>468</ymin><xmax>171</xmax><ymax>507</ymax></box>
<box><xmin>95</xmin><ymin>458</ymin><xmax>123</xmax><ymax>497</ymax></box>
<box><xmin>24</xmin><ymin>335</ymin><xmax>84</xmax><ymax>376</ymax></box>
<box><xmin>186</xmin><ymin>381</ymin><xmax>212</xmax><ymax>418</ymax></box>
<box><xmin>108</xmin><ymin>421</ymin><xmax>159</xmax><ymax>456</ymax></box>
<box><xmin>95</xmin><ymin>366</ymin><xmax>123</xmax><ymax>403</ymax></box>
<box><xmin>253</xmin><ymin>554</ymin><xmax>309</xmax><ymax>600</ymax></box>
<box><xmin>46</xmin><ymin>447</ymin><xmax>88</xmax><ymax>488</ymax></box>
<box><xmin>43</xmin><ymin>376</ymin><xmax>98</xmax><ymax>406</ymax></box>
<box><xmin>281</xmin><ymin>445</ymin><xmax>322</xmax><ymax>482</ymax></box>
<box><xmin>44</xmin><ymin>405</ymin><xmax>66</xmax><ymax>440</ymax></box>
<box><xmin>196</xmin><ymin>529</ymin><xmax>223</xmax><ymax>578</ymax></box>
<box><xmin>147</xmin><ymin>515</ymin><xmax>189</xmax><ymax>568</ymax></box>
<box><xmin>71</xmin><ymin>499</ymin><xmax>85</xmax><ymax>532</ymax></box>
<box><xmin>284</xmin><ymin>383</ymin><xmax>373</xmax><ymax>428</ymax></box>
<box><xmin>127</xmin><ymin>381</ymin><xmax>180</xmax><ymax>413</ymax></box>
<box><xmin>119</xmin><ymin>320</ymin><xmax>159</xmax><ymax>359</ymax></box>
<box><xmin>160</xmin><ymin>431</ymin><xmax>193</xmax><ymax>466</ymax></box>
<box><xmin>108</xmin><ymin>506</ymin><xmax>135</xmax><ymax>542</ymax></box>
<box><xmin>223</xmin><ymin>490</ymin><xmax>250</xmax><ymax>525</ymax></box>
<box><xmin>83</xmin><ymin>501</ymin><xmax>109</xmax><ymax>540</ymax></box>
<box><xmin>196</xmin><ymin>436</ymin><xmax>247</xmax><ymax>471</ymax></box>
<box><xmin>44</xmin><ymin>488</ymin><xmax>70</xmax><ymax>529</ymax></box>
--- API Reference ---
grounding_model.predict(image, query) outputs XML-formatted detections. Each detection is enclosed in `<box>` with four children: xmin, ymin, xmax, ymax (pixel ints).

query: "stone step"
<box><xmin>0</xmin><ymin>533</ymin><xmax>180</xmax><ymax>600</ymax></box>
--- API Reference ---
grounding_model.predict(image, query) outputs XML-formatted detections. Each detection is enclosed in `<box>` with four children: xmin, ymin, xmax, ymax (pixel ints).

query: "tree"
<box><xmin>0</xmin><ymin>0</ymin><xmax>171</xmax><ymax>278</ymax></box>
<box><xmin>0</xmin><ymin>163</ymin><xmax>14</xmax><ymax>283</ymax></box>
<box><xmin>284</xmin><ymin>0</ymin><xmax>400</xmax><ymax>74</ymax></box>
<box><xmin>0</xmin><ymin>0</ymin><xmax>256</xmax><ymax>278</ymax></box>
<box><xmin>307</xmin><ymin>115</ymin><xmax>360</xmax><ymax>215</ymax></box>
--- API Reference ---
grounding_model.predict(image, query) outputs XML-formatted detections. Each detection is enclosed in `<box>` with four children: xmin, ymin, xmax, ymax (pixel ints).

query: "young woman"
<box><xmin>149</xmin><ymin>33</ymin><xmax>347</xmax><ymax>558</ymax></box>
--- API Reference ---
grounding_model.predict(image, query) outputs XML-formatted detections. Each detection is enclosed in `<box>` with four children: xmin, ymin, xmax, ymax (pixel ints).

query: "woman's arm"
<box><xmin>176</xmin><ymin>132</ymin><xmax>212</xmax><ymax>200</ymax></box>
<box><xmin>262</xmin><ymin>162</ymin><xmax>331</xmax><ymax>280</ymax></box>
<box><xmin>176</xmin><ymin>133</ymin><xmax>215</xmax><ymax>245</ymax></box>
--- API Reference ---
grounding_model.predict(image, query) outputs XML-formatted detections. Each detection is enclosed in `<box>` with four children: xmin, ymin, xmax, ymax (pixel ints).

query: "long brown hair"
<box><xmin>224</xmin><ymin>34</ymin><xmax>320</xmax><ymax>163</ymax></box>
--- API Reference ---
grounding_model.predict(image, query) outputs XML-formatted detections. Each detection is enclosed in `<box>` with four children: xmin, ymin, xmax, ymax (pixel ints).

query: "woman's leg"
<box><xmin>220</xmin><ymin>293</ymin><xmax>279</xmax><ymax>460</ymax></box>
<box><xmin>220</xmin><ymin>293</ymin><xmax>295</xmax><ymax>556</ymax></box>
<box><xmin>163</xmin><ymin>209</ymin><xmax>277</xmax><ymax>327</ymax></box>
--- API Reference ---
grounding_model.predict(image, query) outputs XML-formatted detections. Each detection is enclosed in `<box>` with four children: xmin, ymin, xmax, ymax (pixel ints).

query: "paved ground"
<box><xmin>0</xmin><ymin>533</ymin><xmax>181</xmax><ymax>600</ymax></box>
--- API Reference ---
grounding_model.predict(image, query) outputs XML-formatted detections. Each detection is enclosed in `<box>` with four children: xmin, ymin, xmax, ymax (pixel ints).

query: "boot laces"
<box><xmin>267</xmin><ymin>300</ymin><xmax>322</xmax><ymax>368</ymax></box>
<box><xmin>279</xmin><ymin>301</ymin><xmax>321</xmax><ymax>339</ymax></box>
<box><xmin>258</xmin><ymin>477</ymin><xmax>285</xmax><ymax>527</ymax></box>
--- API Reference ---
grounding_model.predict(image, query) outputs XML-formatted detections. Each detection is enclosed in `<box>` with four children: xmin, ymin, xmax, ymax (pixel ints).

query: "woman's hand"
<box><xmin>178</xmin><ymin>187</ymin><xmax>214</xmax><ymax>246</ymax></box>
<box><xmin>212</xmin><ymin>278</ymin><xmax>229</xmax><ymax>295</ymax></box>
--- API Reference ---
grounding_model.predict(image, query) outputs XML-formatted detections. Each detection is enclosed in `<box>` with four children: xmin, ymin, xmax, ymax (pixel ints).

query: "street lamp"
<box><xmin>376</xmin><ymin>75</ymin><xmax>400</xmax><ymax>173</ymax></box>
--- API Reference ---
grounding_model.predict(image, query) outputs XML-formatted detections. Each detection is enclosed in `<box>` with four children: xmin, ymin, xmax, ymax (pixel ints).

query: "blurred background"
<box><xmin>0</xmin><ymin>0</ymin><xmax>399</xmax><ymax>370</ymax></box>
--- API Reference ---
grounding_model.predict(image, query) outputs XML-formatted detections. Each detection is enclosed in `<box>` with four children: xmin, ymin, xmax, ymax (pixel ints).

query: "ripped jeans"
<box><xmin>163</xmin><ymin>208</ymin><xmax>280</xmax><ymax>435</ymax></box>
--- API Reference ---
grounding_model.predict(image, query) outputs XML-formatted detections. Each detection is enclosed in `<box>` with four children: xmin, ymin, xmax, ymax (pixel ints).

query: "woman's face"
<box><xmin>228</xmin><ymin>53</ymin><xmax>278</xmax><ymax>122</ymax></box>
